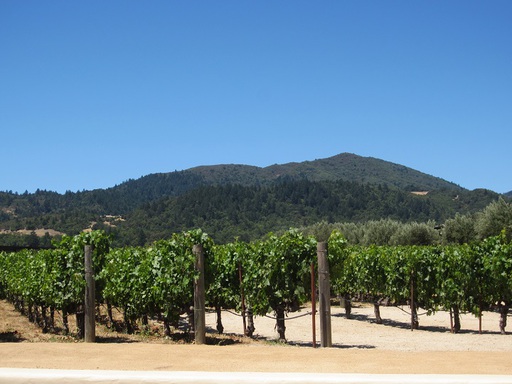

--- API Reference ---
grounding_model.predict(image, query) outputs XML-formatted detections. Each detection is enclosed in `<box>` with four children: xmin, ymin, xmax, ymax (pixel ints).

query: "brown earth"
<box><xmin>1</xmin><ymin>299</ymin><xmax>512</xmax><ymax>375</ymax></box>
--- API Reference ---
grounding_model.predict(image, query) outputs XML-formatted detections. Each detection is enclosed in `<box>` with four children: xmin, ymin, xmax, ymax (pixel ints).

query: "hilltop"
<box><xmin>0</xmin><ymin>153</ymin><xmax>504</xmax><ymax>246</ymax></box>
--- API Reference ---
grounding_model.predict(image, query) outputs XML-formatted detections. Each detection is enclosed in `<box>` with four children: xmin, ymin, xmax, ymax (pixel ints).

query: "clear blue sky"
<box><xmin>1</xmin><ymin>1</ymin><xmax>511</xmax><ymax>194</ymax></box>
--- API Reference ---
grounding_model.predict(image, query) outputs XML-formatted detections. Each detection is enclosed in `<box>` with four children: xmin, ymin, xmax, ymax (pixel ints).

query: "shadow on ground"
<box><xmin>0</xmin><ymin>331</ymin><xmax>26</xmax><ymax>342</ymax></box>
<box><xmin>288</xmin><ymin>340</ymin><xmax>376</xmax><ymax>349</ymax></box>
<box><xmin>332</xmin><ymin>305</ymin><xmax>506</xmax><ymax>335</ymax></box>
<box><xmin>95</xmin><ymin>335</ymin><xmax>138</xmax><ymax>343</ymax></box>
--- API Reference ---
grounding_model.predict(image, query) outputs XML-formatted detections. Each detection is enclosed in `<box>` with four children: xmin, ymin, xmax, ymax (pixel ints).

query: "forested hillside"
<box><xmin>111</xmin><ymin>180</ymin><xmax>498</xmax><ymax>245</ymax></box>
<box><xmin>189</xmin><ymin>153</ymin><xmax>462</xmax><ymax>191</ymax></box>
<box><xmin>0</xmin><ymin>153</ymin><xmax>507</xmax><ymax>247</ymax></box>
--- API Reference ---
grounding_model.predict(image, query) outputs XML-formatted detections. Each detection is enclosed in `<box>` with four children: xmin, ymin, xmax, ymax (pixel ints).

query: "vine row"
<box><xmin>1</xmin><ymin>229</ymin><xmax>511</xmax><ymax>340</ymax></box>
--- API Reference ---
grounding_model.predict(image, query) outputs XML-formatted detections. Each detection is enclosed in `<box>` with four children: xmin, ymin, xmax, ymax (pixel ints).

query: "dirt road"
<box><xmin>2</xmin><ymin>300</ymin><xmax>512</xmax><ymax>374</ymax></box>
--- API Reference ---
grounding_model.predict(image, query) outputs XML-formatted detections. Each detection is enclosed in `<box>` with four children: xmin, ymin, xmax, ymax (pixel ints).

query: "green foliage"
<box><xmin>435</xmin><ymin>245</ymin><xmax>471</xmax><ymax>313</ymax></box>
<box><xmin>117</xmin><ymin>181</ymin><xmax>497</xmax><ymax>245</ymax></box>
<box><xmin>207</xmin><ymin>241</ymin><xmax>245</xmax><ymax>310</ymax></box>
<box><xmin>0</xmin><ymin>232</ymin><xmax>54</xmax><ymax>249</ymax></box>
<box><xmin>2</xmin><ymin>153</ymin><xmax>505</xmax><ymax>247</ymax></box>
<box><xmin>100</xmin><ymin>229</ymin><xmax>212</xmax><ymax>324</ymax></box>
<box><xmin>389</xmin><ymin>221</ymin><xmax>439</xmax><ymax>246</ymax></box>
<box><xmin>53</xmin><ymin>230</ymin><xmax>112</xmax><ymax>307</ymax></box>
<box><xmin>443</xmin><ymin>213</ymin><xmax>477</xmax><ymax>244</ymax></box>
<box><xmin>476</xmin><ymin>198</ymin><xmax>512</xmax><ymax>240</ymax></box>
<box><xmin>328</xmin><ymin>230</ymin><xmax>354</xmax><ymax>295</ymax></box>
<box><xmin>3</xmin><ymin>223</ymin><xmax>512</xmax><ymax>338</ymax></box>
<box><xmin>242</xmin><ymin>230</ymin><xmax>317</xmax><ymax>316</ymax></box>
<box><xmin>360</xmin><ymin>219</ymin><xmax>403</xmax><ymax>246</ymax></box>
<box><xmin>183</xmin><ymin>153</ymin><xmax>463</xmax><ymax>191</ymax></box>
<box><xmin>327</xmin><ymin>233</ymin><xmax>512</xmax><ymax>324</ymax></box>
<box><xmin>0</xmin><ymin>230</ymin><xmax>111</xmax><ymax>313</ymax></box>
<box><xmin>470</xmin><ymin>231</ymin><xmax>512</xmax><ymax>312</ymax></box>
<box><xmin>300</xmin><ymin>220</ymin><xmax>334</xmax><ymax>243</ymax></box>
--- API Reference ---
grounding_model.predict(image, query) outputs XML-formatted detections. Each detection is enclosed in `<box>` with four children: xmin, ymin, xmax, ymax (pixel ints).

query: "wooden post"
<box><xmin>84</xmin><ymin>245</ymin><xmax>95</xmax><ymax>342</ymax></box>
<box><xmin>193</xmin><ymin>244</ymin><xmax>206</xmax><ymax>344</ymax></box>
<box><xmin>311</xmin><ymin>262</ymin><xmax>316</xmax><ymax>348</ymax></box>
<box><xmin>317</xmin><ymin>242</ymin><xmax>332</xmax><ymax>347</ymax></box>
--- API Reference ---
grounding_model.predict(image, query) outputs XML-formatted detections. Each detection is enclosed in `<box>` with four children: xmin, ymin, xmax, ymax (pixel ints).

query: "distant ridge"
<box><xmin>187</xmin><ymin>153</ymin><xmax>462</xmax><ymax>192</ymax></box>
<box><xmin>0</xmin><ymin>152</ymin><xmax>505</xmax><ymax>246</ymax></box>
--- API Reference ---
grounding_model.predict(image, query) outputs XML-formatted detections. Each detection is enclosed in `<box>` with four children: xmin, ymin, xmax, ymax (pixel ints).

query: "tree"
<box><xmin>361</xmin><ymin>219</ymin><xmax>402</xmax><ymax>246</ymax></box>
<box><xmin>390</xmin><ymin>221</ymin><xmax>438</xmax><ymax>246</ymax></box>
<box><xmin>476</xmin><ymin>198</ymin><xmax>512</xmax><ymax>240</ymax></box>
<box><xmin>443</xmin><ymin>213</ymin><xmax>477</xmax><ymax>244</ymax></box>
<box><xmin>299</xmin><ymin>220</ymin><xmax>334</xmax><ymax>242</ymax></box>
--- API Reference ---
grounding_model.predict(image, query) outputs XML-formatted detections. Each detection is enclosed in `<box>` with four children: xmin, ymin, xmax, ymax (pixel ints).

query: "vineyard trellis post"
<box><xmin>84</xmin><ymin>245</ymin><xmax>96</xmax><ymax>342</ymax></box>
<box><xmin>317</xmin><ymin>241</ymin><xmax>332</xmax><ymax>347</ymax></box>
<box><xmin>193</xmin><ymin>244</ymin><xmax>206</xmax><ymax>345</ymax></box>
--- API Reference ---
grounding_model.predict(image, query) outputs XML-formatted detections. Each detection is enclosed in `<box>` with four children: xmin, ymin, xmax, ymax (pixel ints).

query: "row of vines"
<box><xmin>1</xmin><ymin>228</ymin><xmax>511</xmax><ymax>341</ymax></box>
<box><xmin>330</xmin><ymin>230</ymin><xmax>512</xmax><ymax>334</ymax></box>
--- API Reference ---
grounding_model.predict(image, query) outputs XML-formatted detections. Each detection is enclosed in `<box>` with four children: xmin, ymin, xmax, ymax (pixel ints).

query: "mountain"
<box><xmin>0</xmin><ymin>153</ymin><xmax>504</xmax><ymax>246</ymax></box>
<box><xmin>187</xmin><ymin>153</ymin><xmax>462</xmax><ymax>191</ymax></box>
<box><xmin>117</xmin><ymin>180</ymin><xmax>498</xmax><ymax>244</ymax></box>
<box><xmin>2</xmin><ymin>153</ymin><xmax>461</xmax><ymax>217</ymax></box>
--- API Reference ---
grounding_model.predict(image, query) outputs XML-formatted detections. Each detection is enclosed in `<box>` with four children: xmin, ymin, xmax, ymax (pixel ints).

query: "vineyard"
<box><xmin>1</xmin><ymin>228</ymin><xmax>511</xmax><ymax>343</ymax></box>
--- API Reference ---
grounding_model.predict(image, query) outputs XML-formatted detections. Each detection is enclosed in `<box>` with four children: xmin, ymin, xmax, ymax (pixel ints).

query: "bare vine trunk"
<box><xmin>411</xmin><ymin>304</ymin><xmax>419</xmax><ymax>330</ymax></box>
<box><xmin>33</xmin><ymin>305</ymin><xmax>41</xmax><ymax>325</ymax></box>
<box><xmin>374</xmin><ymin>302</ymin><xmax>382</xmax><ymax>324</ymax></box>
<box><xmin>187</xmin><ymin>306</ymin><xmax>194</xmax><ymax>334</ymax></box>
<box><xmin>452</xmin><ymin>305</ymin><xmax>461</xmax><ymax>333</ymax></box>
<box><xmin>76</xmin><ymin>305</ymin><xmax>85</xmax><ymax>339</ymax></box>
<box><xmin>499</xmin><ymin>303</ymin><xmax>509</xmax><ymax>335</ymax></box>
<box><xmin>275</xmin><ymin>305</ymin><xmax>286</xmax><ymax>341</ymax></box>
<box><xmin>245</xmin><ymin>305</ymin><xmax>255</xmax><ymax>337</ymax></box>
<box><xmin>342</xmin><ymin>293</ymin><xmax>352</xmax><ymax>318</ymax></box>
<box><xmin>28</xmin><ymin>304</ymin><xmax>35</xmax><ymax>323</ymax></box>
<box><xmin>163</xmin><ymin>318</ymin><xmax>171</xmax><ymax>337</ymax></box>
<box><xmin>62</xmin><ymin>307</ymin><xmax>69</xmax><ymax>335</ymax></box>
<box><xmin>49</xmin><ymin>306</ymin><xmax>55</xmax><ymax>332</ymax></box>
<box><xmin>215</xmin><ymin>305</ymin><xmax>224</xmax><ymax>334</ymax></box>
<box><xmin>15</xmin><ymin>297</ymin><xmax>25</xmax><ymax>315</ymax></box>
<box><xmin>41</xmin><ymin>305</ymin><xmax>49</xmax><ymax>333</ymax></box>
<box><xmin>107</xmin><ymin>302</ymin><xmax>114</xmax><ymax>329</ymax></box>
<box><xmin>123</xmin><ymin>308</ymin><xmax>134</xmax><ymax>334</ymax></box>
<box><xmin>410</xmin><ymin>274</ymin><xmax>419</xmax><ymax>330</ymax></box>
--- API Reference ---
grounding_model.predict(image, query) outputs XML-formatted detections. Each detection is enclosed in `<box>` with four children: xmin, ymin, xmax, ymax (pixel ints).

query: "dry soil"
<box><xmin>1</xmin><ymin>299</ymin><xmax>512</xmax><ymax>374</ymax></box>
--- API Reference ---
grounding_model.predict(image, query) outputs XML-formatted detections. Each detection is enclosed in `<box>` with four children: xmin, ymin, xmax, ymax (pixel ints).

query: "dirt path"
<box><xmin>2</xmin><ymin>343</ymin><xmax>512</xmax><ymax>375</ymax></box>
<box><xmin>2</xmin><ymin>300</ymin><xmax>512</xmax><ymax>374</ymax></box>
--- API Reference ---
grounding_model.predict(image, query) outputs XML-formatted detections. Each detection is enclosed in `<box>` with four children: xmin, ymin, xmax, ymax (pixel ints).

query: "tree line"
<box><xmin>109</xmin><ymin>181</ymin><xmax>501</xmax><ymax>246</ymax></box>
<box><xmin>300</xmin><ymin>197</ymin><xmax>512</xmax><ymax>245</ymax></box>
